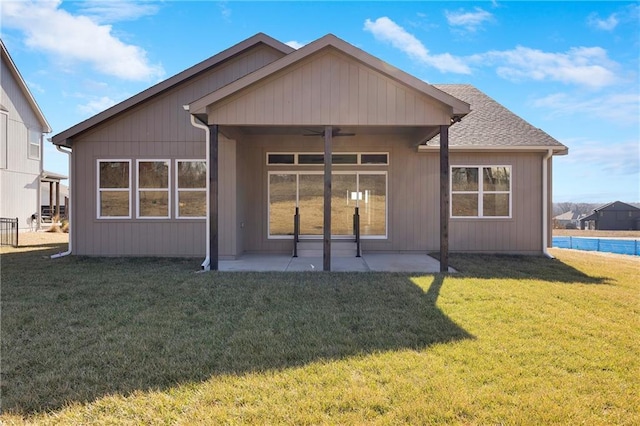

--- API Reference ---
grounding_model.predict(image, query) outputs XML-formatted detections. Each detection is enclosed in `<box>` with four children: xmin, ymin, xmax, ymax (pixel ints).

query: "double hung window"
<box><xmin>451</xmin><ymin>166</ymin><xmax>511</xmax><ymax>218</ymax></box>
<box><xmin>98</xmin><ymin>160</ymin><xmax>131</xmax><ymax>218</ymax></box>
<box><xmin>137</xmin><ymin>160</ymin><xmax>170</xmax><ymax>218</ymax></box>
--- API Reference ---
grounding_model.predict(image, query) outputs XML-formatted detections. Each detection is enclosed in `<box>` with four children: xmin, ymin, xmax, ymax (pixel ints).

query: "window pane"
<box><xmin>268</xmin><ymin>154</ymin><xmax>295</xmax><ymax>164</ymax></box>
<box><xmin>360</xmin><ymin>154</ymin><xmax>388</xmax><ymax>164</ymax></box>
<box><xmin>299</xmin><ymin>174</ymin><xmax>324</xmax><ymax>234</ymax></box>
<box><xmin>100</xmin><ymin>162</ymin><xmax>129</xmax><ymax>188</ymax></box>
<box><xmin>139</xmin><ymin>191</ymin><xmax>168</xmax><ymax>217</ymax></box>
<box><xmin>298</xmin><ymin>154</ymin><xmax>324</xmax><ymax>165</ymax></box>
<box><xmin>483</xmin><ymin>167</ymin><xmax>510</xmax><ymax>191</ymax></box>
<box><xmin>139</xmin><ymin>161</ymin><xmax>168</xmax><ymax>189</ymax></box>
<box><xmin>178</xmin><ymin>191</ymin><xmax>206</xmax><ymax>217</ymax></box>
<box><xmin>332</xmin><ymin>174</ymin><xmax>357</xmax><ymax>235</ymax></box>
<box><xmin>332</xmin><ymin>154</ymin><xmax>357</xmax><ymax>164</ymax></box>
<box><xmin>28</xmin><ymin>129</ymin><xmax>40</xmax><ymax>159</ymax></box>
<box><xmin>269</xmin><ymin>174</ymin><xmax>297</xmax><ymax>235</ymax></box>
<box><xmin>452</xmin><ymin>167</ymin><xmax>478</xmax><ymax>191</ymax></box>
<box><xmin>178</xmin><ymin>161</ymin><xmax>206</xmax><ymax>188</ymax></box>
<box><xmin>100</xmin><ymin>191</ymin><xmax>129</xmax><ymax>217</ymax></box>
<box><xmin>359</xmin><ymin>174</ymin><xmax>386</xmax><ymax>235</ymax></box>
<box><xmin>452</xmin><ymin>194</ymin><xmax>478</xmax><ymax>216</ymax></box>
<box><xmin>483</xmin><ymin>194</ymin><xmax>510</xmax><ymax>217</ymax></box>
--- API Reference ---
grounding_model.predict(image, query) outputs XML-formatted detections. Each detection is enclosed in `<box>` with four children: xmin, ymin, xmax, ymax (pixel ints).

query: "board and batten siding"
<box><xmin>208</xmin><ymin>49</ymin><xmax>452</xmax><ymax>127</ymax></box>
<box><xmin>236</xmin><ymin>139</ymin><xmax>546</xmax><ymax>255</ymax></box>
<box><xmin>1</xmin><ymin>52</ymin><xmax>44</xmax><ymax>229</ymax></box>
<box><xmin>447</xmin><ymin>152</ymin><xmax>543</xmax><ymax>254</ymax></box>
<box><xmin>70</xmin><ymin>44</ymin><xmax>283</xmax><ymax>257</ymax></box>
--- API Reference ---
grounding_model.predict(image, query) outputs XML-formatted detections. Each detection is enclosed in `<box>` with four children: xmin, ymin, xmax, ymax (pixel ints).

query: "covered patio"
<box><xmin>218</xmin><ymin>252</ymin><xmax>454</xmax><ymax>272</ymax></box>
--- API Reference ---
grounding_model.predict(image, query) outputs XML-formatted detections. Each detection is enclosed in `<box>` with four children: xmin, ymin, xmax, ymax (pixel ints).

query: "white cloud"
<box><xmin>27</xmin><ymin>81</ymin><xmax>45</xmax><ymax>94</ymax></box>
<box><xmin>475</xmin><ymin>46</ymin><xmax>619</xmax><ymax>88</ymax></box>
<box><xmin>1</xmin><ymin>0</ymin><xmax>164</xmax><ymax>81</ymax></box>
<box><xmin>532</xmin><ymin>91</ymin><xmax>639</xmax><ymax>124</ymax></box>
<box><xmin>587</xmin><ymin>12</ymin><xmax>619</xmax><ymax>31</ymax></box>
<box><xmin>445</xmin><ymin>7</ymin><xmax>493</xmax><ymax>32</ymax></box>
<box><xmin>76</xmin><ymin>0</ymin><xmax>159</xmax><ymax>23</ymax></box>
<box><xmin>558</xmin><ymin>138</ymin><xmax>639</xmax><ymax>177</ymax></box>
<box><xmin>77</xmin><ymin>96</ymin><xmax>118</xmax><ymax>115</ymax></box>
<box><xmin>363</xmin><ymin>17</ymin><xmax>471</xmax><ymax>74</ymax></box>
<box><xmin>218</xmin><ymin>1</ymin><xmax>231</xmax><ymax>21</ymax></box>
<box><xmin>285</xmin><ymin>41</ymin><xmax>305</xmax><ymax>50</ymax></box>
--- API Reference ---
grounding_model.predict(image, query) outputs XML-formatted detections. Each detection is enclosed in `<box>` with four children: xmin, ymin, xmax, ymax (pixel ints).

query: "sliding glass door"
<box><xmin>268</xmin><ymin>172</ymin><xmax>386</xmax><ymax>238</ymax></box>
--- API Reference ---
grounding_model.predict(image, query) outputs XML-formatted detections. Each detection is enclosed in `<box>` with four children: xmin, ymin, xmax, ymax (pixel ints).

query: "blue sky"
<box><xmin>2</xmin><ymin>0</ymin><xmax>638</xmax><ymax>203</ymax></box>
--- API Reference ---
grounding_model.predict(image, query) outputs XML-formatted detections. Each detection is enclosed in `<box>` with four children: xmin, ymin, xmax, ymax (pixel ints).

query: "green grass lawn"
<box><xmin>1</xmin><ymin>241</ymin><xmax>638</xmax><ymax>424</ymax></box>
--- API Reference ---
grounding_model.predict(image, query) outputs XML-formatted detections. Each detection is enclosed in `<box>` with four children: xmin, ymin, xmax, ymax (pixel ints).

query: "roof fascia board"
<box><xmin>417</xmin><ymin>145</ymin><xmax>569</xmax><ymax>155</ymax></box>
<box><xmin>189</xmin><ymin>34</ymin><xmax>470</xmax><ymax>116</ymax></box>
<box><xmin>1</xmin><ymin>40</ymin><xmax>52</xmax><ymax>133</ymax></box>
<box><xmin>52</xmin><ymin>33</ymin><xmax>293</xmax><ymax>145</ymax></box>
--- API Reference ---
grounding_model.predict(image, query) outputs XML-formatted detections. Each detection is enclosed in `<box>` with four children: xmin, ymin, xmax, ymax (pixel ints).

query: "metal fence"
<box><xmin>553</xmin><ymin>236</ymin><xmax>640</xmax><ymax>256</ymax></box>
<box><xmin>0</xmin><ymin>217</ymin><xmax>19</xmax><ymax>248</ymax></box>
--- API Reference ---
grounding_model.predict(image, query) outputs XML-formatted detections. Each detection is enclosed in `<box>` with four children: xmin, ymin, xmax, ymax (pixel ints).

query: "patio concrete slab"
<box><xmin>219</xmin><ymin>254</ymin><xmax>292</xmax><ymax>271</ymax></box>
<box><xmin>286</xmin><ymin>256</ymin><xmax>370</xmax><ymax>272</ymax></box>
<box><xmin>362</xmin><ymin>253</ymin><xmax>454</xmax><ymax>273</ymax></box>
<box><xmin>217</xmin><ymin>253</ymin><xmax>451</xmax><ymax>272</ymax></box>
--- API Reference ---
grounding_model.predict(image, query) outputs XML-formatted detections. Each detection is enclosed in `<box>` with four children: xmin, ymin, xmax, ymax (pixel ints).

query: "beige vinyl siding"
<box><xmin>208</xmin><ymin>49</ymin><xmax>452</xmax><ymax>126</ymax></box>
<box><xmin>70</xmin><ymin>45</ymin><xmax>282</xmax><ymax>257</ymax></box>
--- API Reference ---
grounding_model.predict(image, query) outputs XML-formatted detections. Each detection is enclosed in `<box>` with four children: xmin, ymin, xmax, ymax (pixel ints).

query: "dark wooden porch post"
<box><xmin>439</xmin><ymin>124</ymin><xmax>449</xmax><ymax>272</ymax></box>
<box><xmin>208</xmin><ymin>124</ymin><xmax>219</xmax><ymax>271</ymax></box>
<box><xmin>323</xmin><ymin>126</ymin><xmax>332</xmax><ymax>271</ymax></box>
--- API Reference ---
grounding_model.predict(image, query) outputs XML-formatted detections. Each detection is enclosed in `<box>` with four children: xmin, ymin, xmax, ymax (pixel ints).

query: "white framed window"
<box><xmin>176</xmin><ymin>160</ymin><xmax>206</xmax><ymax>219</ymax></box>
<box><xmin>28</xmin><ymin>128</ymin><xmax>41</xmax><ymax>160</ymax></box>
<box><xmin>137</xmin><ymin>160</ymin><xmax>170</xmax><ymax>219</ymax></box>
<box><xmin>267</xmin><ymin>152</ymin><xmax>388</xmax><ymax>166</ymax></box>
<box><xmin>451</xmin><ymin>166</ymin><xmax>511</xmax><ymax>218</ymax></box>
<box><xmin>97</xmin><ymin>160</ymin><xmax>131</xmax><ymax>218</ymax></box>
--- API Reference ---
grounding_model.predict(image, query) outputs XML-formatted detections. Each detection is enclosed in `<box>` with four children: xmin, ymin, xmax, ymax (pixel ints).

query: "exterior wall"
<box><xmin>70</xmin><ymin>45</ymin><xmax>283</xmax><ymax>257</ymax></box>
<box><xmin>447</xmin><ymin>152</ymin><xmax>543</xmax><ymax>254</ymax></box>
<box><xmin>209</xmin><ymin>49</ymin><xmax>452</xmax><ymax>126</ymax></box>
<box><xmin>1</xmin><ymin>54</ymin><xmax>44</xmax><ymax>231</ymax></box>
<box><xmin>237</xmin><ymin>136</ymin><xmax>546</xmax><ymax>255</ymax></box>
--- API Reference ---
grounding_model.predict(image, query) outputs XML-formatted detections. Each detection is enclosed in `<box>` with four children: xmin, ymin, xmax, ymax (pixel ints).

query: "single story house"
<box><xmin>553</xmin><ymin>210</ymin><xmax>583</xmax><ymax>229</ymax></box>
<box><xmin>51</xmin><ymin>33</ymin><xmax>567</xmax><ymax>270</ymax></box>
<box><xmin>580</xmin><ymin>201</ymin><xmax>640</xmax><ymax>230</ymax></box>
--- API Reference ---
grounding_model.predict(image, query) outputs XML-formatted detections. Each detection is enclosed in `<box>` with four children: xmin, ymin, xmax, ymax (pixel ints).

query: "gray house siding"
<box><xmin>70</xmin><ymin>44</ymin><xmax>284</xmax><ymax>257</ymax></box>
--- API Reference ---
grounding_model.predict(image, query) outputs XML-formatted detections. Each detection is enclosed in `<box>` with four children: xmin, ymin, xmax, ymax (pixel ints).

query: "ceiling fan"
<box><xmin>303</xmin><ymin>127</ymin><xmax>355</xmax><ymax>137</ymax></box>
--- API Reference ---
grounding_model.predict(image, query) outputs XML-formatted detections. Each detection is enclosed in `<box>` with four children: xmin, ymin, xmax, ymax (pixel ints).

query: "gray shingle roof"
<box><xmin>428</xmin><ymin>84</ymin><xmax>565</xmax><ymax>149</ymax></box>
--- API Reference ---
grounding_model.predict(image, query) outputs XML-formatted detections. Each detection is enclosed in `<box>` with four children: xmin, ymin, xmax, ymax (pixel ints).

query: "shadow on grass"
<box><xmin>433</xmin><ymin>253</ymin><xmax>610</xmax><ymax>284</ymax></box>
<box><xmin>1</xmin><ymin>251</ymin><xmax>471</xmax><ymax>416</ymax></box>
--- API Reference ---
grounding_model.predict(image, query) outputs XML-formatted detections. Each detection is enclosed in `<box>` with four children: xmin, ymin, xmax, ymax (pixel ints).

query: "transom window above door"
<box><xmin>267</xmin><ymin>152</ymin><xmax>388</xmax><ymax>166</ymax></box>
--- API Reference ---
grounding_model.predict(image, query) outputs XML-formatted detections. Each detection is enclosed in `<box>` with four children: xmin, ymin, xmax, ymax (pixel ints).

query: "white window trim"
<box><xmin>175</xmin><ymin>159</ymin><xmax>207</xmax><ymax>220</ymax></box>
<box><xmin>266</xmin><ymin>152</ymin><xmax>389</xmax><ymax>166</ymax></box>
<box><xmin>27</xmin><ymin>127</ymin><xmax>41</xmax><ymax>160</ymax></box>
<box><xmin>97</xmin><ymin>159</ymin><xmax>132</xmax><ymax>219</ymax></box>
<box><xmin>136</xmin><ymin>159</ymin><xmax>170</xmax><ymax>219</ymax></box>
<box><xmin>267</xmin><ymin>170</ymin><xmax>388</xmax><ymax>239</ymax></box>
<box><xmin>450</xmin><ymin>165</ymin><xmax>512</xmax><ymax>219</ymax></box>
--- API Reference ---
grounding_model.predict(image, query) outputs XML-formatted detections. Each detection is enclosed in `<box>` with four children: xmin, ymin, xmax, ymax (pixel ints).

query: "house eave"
<box><xmin>417</xmin><ymin>145</ymin><xmax>569</xmax><ymax>155</ymax></box>
<box><xmin>50</xmin><ymin>33</ymin><xmax>294</xmax><ymax>145</ymax></box>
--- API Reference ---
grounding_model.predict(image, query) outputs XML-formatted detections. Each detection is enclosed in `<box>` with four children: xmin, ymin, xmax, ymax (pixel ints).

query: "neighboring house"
<box><xmin>51</xmin><ymin>33</ymin><xmax>567</xmax><ymax>269</ymax></box>
<box><xmin>553</xmin><ymin>210</ymin><xmax>582</xmax><ymax>228</ymax></box>
<box><xmin>580</xmin><ymin>201</ymin><xmax>640</xmax><ymax>230</ymax></box>
<box><xmin>0</xmin><ymin>39</ymin><xmax>59</xmax><ymax>231</ymax></box>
